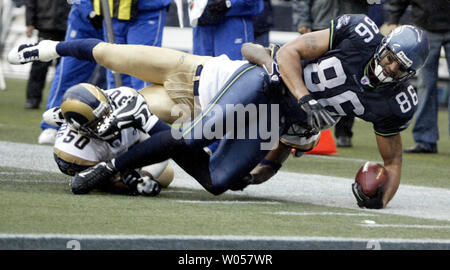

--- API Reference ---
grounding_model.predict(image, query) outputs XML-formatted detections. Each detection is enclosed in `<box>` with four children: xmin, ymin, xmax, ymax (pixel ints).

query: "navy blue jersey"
<box><xmin>301</xmin><ymin>14</ymin><xmax>418</xmax><ymax>136</ymax></box>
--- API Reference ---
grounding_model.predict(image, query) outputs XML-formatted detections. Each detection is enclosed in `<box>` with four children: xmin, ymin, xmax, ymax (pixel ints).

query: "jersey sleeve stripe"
<box><xmin>374</xmin><ymin>131</ymin><xmax>400</xmax><ymax>137</ymax></box>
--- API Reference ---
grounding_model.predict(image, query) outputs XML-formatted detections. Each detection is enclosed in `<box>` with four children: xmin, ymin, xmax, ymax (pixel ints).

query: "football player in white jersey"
<box><xmin>19</xmin><ymin>39</ymin><xmax>314</xmax><ymax>194</ymax></box>
<box><xmin>44</xmin><ymin>82</ymin><xmax>174</xmax><ymax>196</ymax></box>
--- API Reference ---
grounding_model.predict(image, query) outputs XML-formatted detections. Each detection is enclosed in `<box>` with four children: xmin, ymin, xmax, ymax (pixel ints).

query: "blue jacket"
<box><xmin>227</xmin><ymin>0</ymin><xmax>263</xmax><ymax>17</ymax></box>
<box><xmin>138</xmin><ymin>0</ymin><xmax>171</xmax><ymax>11</ymax></box>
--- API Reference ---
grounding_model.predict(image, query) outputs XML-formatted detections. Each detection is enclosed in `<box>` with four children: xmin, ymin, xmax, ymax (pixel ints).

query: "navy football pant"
<box><xmin>115</xmin><ymin>64</ymin><xmax>277</xmax><ymax>194</ymax></box>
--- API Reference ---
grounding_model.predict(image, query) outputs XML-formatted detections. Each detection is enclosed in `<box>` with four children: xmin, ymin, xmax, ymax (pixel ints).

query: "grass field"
<box><xmin>0</xmin><ymin>78</ymin><xmax>449</xmax><ymax>250</ymax></box>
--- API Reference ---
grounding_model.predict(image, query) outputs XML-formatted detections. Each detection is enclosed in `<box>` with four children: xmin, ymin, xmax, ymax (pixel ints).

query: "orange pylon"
<box><xmin>306</xmin><ymin>129</ymin><xmax>338</xmax><ymax>155</ymax></box>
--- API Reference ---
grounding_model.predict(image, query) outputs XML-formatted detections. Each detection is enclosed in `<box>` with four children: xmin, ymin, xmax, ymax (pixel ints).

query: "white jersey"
<box><xmin>54</xmin><ymin>86</ymin><xmax>145</xmax><ymax>166</ymax></box>
<box><xmin>198</xmin><ymin>54</ymin><xmax>248</xmax><ymax>110</ymax></box>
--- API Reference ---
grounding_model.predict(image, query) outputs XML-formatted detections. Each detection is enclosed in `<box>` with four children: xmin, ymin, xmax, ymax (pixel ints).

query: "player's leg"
<box><xmin>139</xmin><ymin>84</ymin><xmax>180</xmax><ymax>124</ymax></box>
<box><xmin>92</xmin><ymin>42</ymin><xmax>211</xmax><ymax>85</ymax></box>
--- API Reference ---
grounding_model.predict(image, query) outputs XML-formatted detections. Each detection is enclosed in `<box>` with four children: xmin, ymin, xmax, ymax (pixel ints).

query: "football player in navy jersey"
<box><xmin>7</xmin><ymin>14</ymin><xmax>429</xmax><ymax>209</ymax></box>
<box><xmin>276</xmin><ymin>14</ymin><xmax>429</xmax><ymax>208</ymax></box>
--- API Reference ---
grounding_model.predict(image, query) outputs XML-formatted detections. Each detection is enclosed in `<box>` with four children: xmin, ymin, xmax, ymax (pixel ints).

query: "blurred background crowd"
<box><xmin>0</xmin><ymin>0</ymin><xmax>448</xmax><ymax>153</ymax></box>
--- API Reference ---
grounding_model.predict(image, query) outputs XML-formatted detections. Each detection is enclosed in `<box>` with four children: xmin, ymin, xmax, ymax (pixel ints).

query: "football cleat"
<box><xmin>38</xmin><ymin>128</ymin><xmax>57</xmax><ymax>145</ymax></box>
<box><xmin>71</xmin><ymin>161</ymin><xmax>117</xmax><ymax>194</ymax></box>
<box><xmin>7</xmin><ymin>40</ymin><xmax>60</xmax><ymax>64</ymax></box>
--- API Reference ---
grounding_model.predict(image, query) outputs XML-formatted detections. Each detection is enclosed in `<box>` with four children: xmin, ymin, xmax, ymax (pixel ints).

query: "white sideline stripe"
<box><xmin>0</xmin><ymin>179</ymin><xmax>66</xmax><ymax>184</ymax></box>
<box><xmin>303</xmin><ymin>154</ymin><xmax>369</xmax><ymax>163</ymax></box>
<box><xmin>164</xmin><ymin>190</ymin><xmax>193</xmax><ymax>194</ymax></box>
<box><xmin>359</xmin><ymin>224</ymin><xmax>450</xmax><ymax>229</ymax></box>
<box><xmin>175</xmin><ymin>200</ymin><xmax>281</xmax><ymax>205</ymax></box>
<box><xmin>270</xmin><ymin>211</ymin><xmax>377</xmax><ymax>217</ymax></box>
<box><xmin>1</xmin><ymin>234</ymin><xmax>449</xmax><ymax>244</ymax></box>
<box><xmin>0</xmin><ymin>172</ymin><xmax>43</xmax><ymax>175</ymax></box>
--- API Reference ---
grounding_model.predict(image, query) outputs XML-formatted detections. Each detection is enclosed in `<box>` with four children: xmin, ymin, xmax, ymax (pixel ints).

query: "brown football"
<box><xmin>355</xmin><ymin>161</ymin><xmax>389</xmax><ymax>196</ymax></box>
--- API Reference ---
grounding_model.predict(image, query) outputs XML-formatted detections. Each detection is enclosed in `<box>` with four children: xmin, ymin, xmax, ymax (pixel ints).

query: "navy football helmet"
<box><xmin>373</xmin><ymin>25</ymin><xmax>430</xmax><ymax>84</ymax></box>
<box><xmin>61</xmin><ymin>83</ymin><xmax>112</xmax><ymax>138</ymax></box>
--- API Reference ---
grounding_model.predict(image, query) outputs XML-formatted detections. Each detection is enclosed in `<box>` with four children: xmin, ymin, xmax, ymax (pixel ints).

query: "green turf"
<box><xmin>0</xmin><ymin>78</ymin><xmax>449</xmax><ymax>240</ymax></box>
<box><xmin>1</xmin><ymin>166</ymin><xmax>449</xmax><ymax>238</ymax></box>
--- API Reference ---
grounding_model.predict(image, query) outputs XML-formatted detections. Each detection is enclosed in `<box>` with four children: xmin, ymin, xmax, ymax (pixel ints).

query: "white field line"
<box><xmin>175</xmin><ymin>200</ymin><xmax>281</xmax><ymax>205</ymax></box>
<box><xmin>358</xmin><ymin>224</ymin><xmax>450</xmax><ymax>229</ymax></box>
<box><xmin>0</xmin><ymin>179</ymin><xmax>66</xmax><ymax>184</ymax></box>
<box><xmin>269</xmin><ymin>211</ymin><xmax>378</xmax><ymax>217</ymax></box>
<box><xmin>1</xmin><ymin>140</ymin><xmax>450</xmax><ymax>222</ymax></box>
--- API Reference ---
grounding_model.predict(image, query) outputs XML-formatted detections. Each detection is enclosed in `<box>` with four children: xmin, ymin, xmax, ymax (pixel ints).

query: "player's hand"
<box><xmin>136</xmin><ymin>176</ymin><xmax>161</xmax><ymax>197</ymax></box>
<box><xmin>298</xmin><ymin>26</ymin><xmax>311</xmax><ymax>34</ymax></box>
<box><xmin>121</xmin><ymin>169</ymin><xmax>142</xmax><ymax>188</ymax></box>
<box><xmin>351</xmin><ymin>183</ymin><xmax>384</xmax><ymax>209</ymax></box>
<box><xmin>298</xmin><ymin>94</ymin><xmax>336</xmax><ymax>132</ymax></box>
<box><xmin>98</xmin><ymin>93</ymin><xmax>156</xmax><ymax>138</ymax></box>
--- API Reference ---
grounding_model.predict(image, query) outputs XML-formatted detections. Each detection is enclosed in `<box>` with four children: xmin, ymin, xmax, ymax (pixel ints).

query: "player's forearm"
<box><xmin>376</xmin><ymin>134</ymin><xmax>403</xmax><ymax>207</ymax></box>
<box><xmin>383</xmin><ymin>161</ymin><xmax>401</xmax><ymax>207</ymax></box>
<box><xmin>241</xmin><ymin>43</ymin><xmax>273</xmax><ymax>73</ymax></box>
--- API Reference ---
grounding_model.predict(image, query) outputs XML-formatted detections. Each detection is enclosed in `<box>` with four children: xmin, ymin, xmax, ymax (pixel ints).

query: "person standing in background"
<box><xmin>91</xmin><ymin>0</ymin><xmax>171</xmax><ymax>90</ymax></box>
<box><xmin>252</xmin><ymin>0</ymin><xmax>273</xmax><ymax>47</ymax></box>
<box><xmin>23</xmin><ymin>0</ymin><xmax>70</xmax><ymax>109</ymax></box>
<box><xmin>193</xmin><ymin>0</ymin><xmax>263</xmax><ymax>60</ymax></box>
<box><xmin>382</xmin><ymin>0</ymin><xmax>449</xmax><ymax>154</ymax></box>
<box><xmin>37</xmin><ymin>0</ymin><xmax>104</xmax><ymax>145</ymax></box>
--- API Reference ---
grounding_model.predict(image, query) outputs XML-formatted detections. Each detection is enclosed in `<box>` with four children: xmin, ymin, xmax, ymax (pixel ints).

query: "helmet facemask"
<box><xmin>371</xmin><ymin>45</ymin><xmax>415</xmax><ymax>85</ymax></box>
<box><xmin>72</xmin><ymin>101</ymin><xmax>112</xmax><ymax>139</ymax></box>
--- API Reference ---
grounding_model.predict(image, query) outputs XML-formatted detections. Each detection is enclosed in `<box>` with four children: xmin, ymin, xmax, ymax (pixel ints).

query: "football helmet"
<box><xmin>372</xmin><ymin>25</ymin><xmax>429</xmax><ymax>84</ymax></box>
<box><xmin>61</xmin><ymin>83</ymin><xmax>112</xmax><ymax>139</ymax></box>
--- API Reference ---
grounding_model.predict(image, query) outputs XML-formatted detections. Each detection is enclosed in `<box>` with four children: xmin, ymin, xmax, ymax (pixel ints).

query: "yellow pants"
<box><xmin>92</xmin><ymin>43</ymin><xmax>212</xmax><ymax>123</ymax></box>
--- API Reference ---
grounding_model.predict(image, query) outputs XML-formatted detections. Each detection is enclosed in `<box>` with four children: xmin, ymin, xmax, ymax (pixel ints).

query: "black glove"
<box><xmin>88</xmin><ymin>11</ymin><xmax>103</xmax><ymax>30</ymax></box>
<box><xmin>298</xmin><ymin>94</ymin><xmax>336</xmax><ymax>132</ymax></box>
<box><xmin>198</xmin><ymin>0</ymin><xmax>231</xmax><ymax>25</ymax></box>
<box><xmin>351</xmin><ymin>183</ymin><xmax>384</xmax><ymax>209</ymax></box>
<box><xmin>121</xmin><ymin>169</ymin><xmax>142</xmax><ymax>189</ymax></box>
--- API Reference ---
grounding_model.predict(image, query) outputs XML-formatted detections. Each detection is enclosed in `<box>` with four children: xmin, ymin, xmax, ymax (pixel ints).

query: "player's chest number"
<box><xmin>63</xmin><ymin>130</ymin><xmax>90</xmax><ymax>150</ymax></box>
<box><xmin>396</xmin><ymin>85</ymin><xmax>418</xmax><ymax>113</ymax></box>
<box><xmin>355</xmin><ymin>17</ymin><xmax>379</xmax><ymax>43</ymax></box>
<box><xmin>304</xmin><ymin>57</ymin><xmax>364</xmax><ymax>116</ymax></box>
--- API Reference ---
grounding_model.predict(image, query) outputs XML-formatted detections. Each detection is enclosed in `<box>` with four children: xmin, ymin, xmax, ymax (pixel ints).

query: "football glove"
<box><xmin>98</xmin><ymin>93</ymin><xmax>157</xmax><ymax>139</ymax></box>
<box><xmin>351</xmin><ymin>183</ymin><xmax>384</xmax><ymax>209</ymax></box>
<box><xmin>136</xmin><ymin>176</ymin><xmax>162</xmax><ymax>197</ymax></box>
<box><xmin>121</xmin><ymin>169</ymin><xmax>162</xmax><ymax>196</ymax></box>
<box><xmin>298</xmin><ymin>94</ymin><xmax>336</xmax><ymax>132</ymax></box>
<box><xmin>198</xmin><ymin>0</ymin><xmax>231</xmax><ymax>25</ymax></box>
<box><xmin>42</xmin><ymin>107</ymin><xmax>64</xmax><ymax>127</ymax></box>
